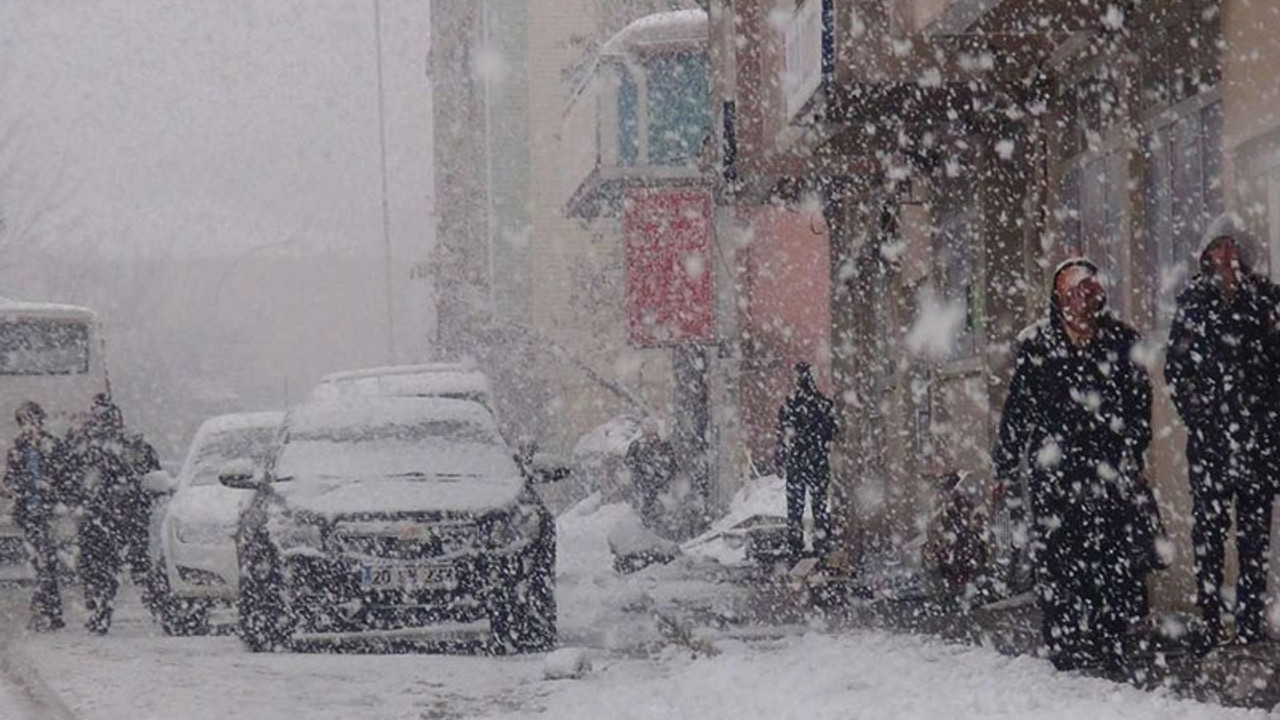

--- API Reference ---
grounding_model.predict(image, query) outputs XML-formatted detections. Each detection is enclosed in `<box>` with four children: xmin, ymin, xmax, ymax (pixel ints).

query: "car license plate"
<box><xmin>360</xmin><ymin>562</ymin><xmax>456</xmax><ymax>591</ymax></box>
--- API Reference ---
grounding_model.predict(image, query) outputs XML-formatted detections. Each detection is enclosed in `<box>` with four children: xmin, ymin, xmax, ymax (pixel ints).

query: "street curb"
<box><xmin>0</xmin><ymin>642</ymin><xmax>80</xmax><ymax>720</ymax></box>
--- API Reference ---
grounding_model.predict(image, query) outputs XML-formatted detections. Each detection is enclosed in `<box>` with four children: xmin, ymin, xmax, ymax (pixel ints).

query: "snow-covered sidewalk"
<box><xmin>1</xmin><ymin>486</ymin><xmax>1272</xmax><ymax>719</ymax></box>
<box><xmin>5</xmin><ymin>623</ymin><xmax>1267</xmax><ymax>720</ymax></box>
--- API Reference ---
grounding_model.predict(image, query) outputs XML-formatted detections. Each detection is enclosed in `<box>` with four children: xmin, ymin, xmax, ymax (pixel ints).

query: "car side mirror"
<box><xmin>528</xmin><ymin>452</ymin><xmax>570</xmax><ymax>484</ymax></box>
<box><xmin>217</xmin><ymin>460</ymin><xmax>264</xmax><ymax>490</ymax></box>
<box><xmin>141</xmin><ymin>470</ymin><xmax>177</xmax><ymax>495</ymax></box>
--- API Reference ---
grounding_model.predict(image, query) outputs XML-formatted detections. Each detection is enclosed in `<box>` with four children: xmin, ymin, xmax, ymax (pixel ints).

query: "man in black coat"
<box><xmin>67</xmin><ymin>393</ymin><xmax>161</xmax><ymax>634</ymax></box>
<box><xmin>994</xmin><ymin>258</ymin><xmax>1154</xmax><ymax>671</ymax></box>
<box><xmin>1165</xmin><ymin>213</ymin><xmax>1280</xmax><ymax>648</ymax></box>
<box><xmin>776</xmin><ymin>362</ymin><xmax>837</xmax><ymax>560</ymax></box>
<box><xmin>1</xmin><ymin>401</ymin><xmax>71</xmax><ymax>631</ymax></box>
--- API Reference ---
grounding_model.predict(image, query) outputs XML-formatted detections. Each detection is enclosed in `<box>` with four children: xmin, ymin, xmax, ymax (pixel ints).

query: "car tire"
<box><xmin>489</xmin><ymin>528</ymin><xmax>557</xmax><ymax>654</ymax></box>
<box><xmin>152</xmin><ymin>559</ymin><xmax>211</xmax><ymax>636</ymax></box>
<box><xmin>236</xmin><ymin>533</ymin><xmax>290</xmax><ymax>652</ymax></box>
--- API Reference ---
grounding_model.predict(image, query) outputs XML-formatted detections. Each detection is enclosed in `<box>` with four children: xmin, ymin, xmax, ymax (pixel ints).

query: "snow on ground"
<box><xmin>0</xmin><ymin>489</ymin><xmax>1272</xmax><ymax>719</ymax></box>
<box><xmin>0</xmin><ymin>665</ymin><xmax>37</xmax><ymax>719</ymax></box>
<box><xmin>487</xmin><ymin>630</ymin><xmax>1268</xmax><ymax>720</ymax></box>
<box><xmin>556</xmin><ymin>493</ymin><xmax>748</xmax><ymax>651</ymax></box>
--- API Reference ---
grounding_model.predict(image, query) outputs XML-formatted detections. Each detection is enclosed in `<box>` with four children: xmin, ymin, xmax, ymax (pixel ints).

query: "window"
<box><xmin>1143</xmin><ymin>99</ymin><xmax>1223</xmax><ymax>321</ymax></box>
<box><xmin>1055</xmin><ymin>67</ymin><xmax>1131</xmax><ymax>313</ymax></box>
<box><xmin>611</xmin><ymin>52</ymin><xmax>710</xmax><ymax>168</ymax></box>
<box><xmin>934</xmin><ymin>179</ymin><xmax>983</xmax><ymax>359</ymax></box>
<box><xmin>617</xmin><ymin>65</ymin><xmax>639</xmax><ymax>166</ymax></box>
<box><xmin>0</xmin><ymin>319</ymin><xmax>90</xmax><ymax>375</ymax></box>
<box><xmin>645</xmin><ymin>52</ymin><xmax>709</xmax><ymax>165</ymax></box>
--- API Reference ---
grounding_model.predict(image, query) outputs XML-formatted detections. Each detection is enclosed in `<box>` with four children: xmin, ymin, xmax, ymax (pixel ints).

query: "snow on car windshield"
<box><xmin>274</xmin><ymin>414</ymin><xmax>519</xmax><ymax>482</ymax></box>
<box><xmin>188</xmin><ymin>426</ymin><xmax>280</xmax><ymax>486</ymax></box>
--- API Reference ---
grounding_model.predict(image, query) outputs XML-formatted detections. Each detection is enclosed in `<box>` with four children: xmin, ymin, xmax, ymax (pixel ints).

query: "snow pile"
<box><xmin>607</xmin><ymin>516</ymin><xmax>680</xmax><ymax>574</ymax></box>
<box><xmin>493</xmin><ymin>631</ymin><xmax>1263</xmax><ymax>720</ymax></box>
<box><xmin>556</xmin><ymin>494</ymin><xmax>750</xmax><ymax>653</ymax></box>
<box><xmin>681</xmin><ymin>474</ymin><xmax>789</xmax><ymax>566</ymax></box>
<box><xmin>543</xmin><ymin>647</ymin><xmax>593</xmax><ymax>680</ymax></box>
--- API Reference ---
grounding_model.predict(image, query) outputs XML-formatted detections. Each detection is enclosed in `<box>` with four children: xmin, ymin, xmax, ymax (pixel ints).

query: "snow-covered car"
<box><xmin>307</xmin><ymin>362</ymin><xmax>495</xmax><ymax>413</ymax></box>
<box><xmin>147</xmin><ymin>411</ymin><xmax>284</xmax><ymax>634</ymax></box>
<box><xmin>225</xmin><ymin>396</ymin><xmax>556</xmax><ymax>654</ymax></box>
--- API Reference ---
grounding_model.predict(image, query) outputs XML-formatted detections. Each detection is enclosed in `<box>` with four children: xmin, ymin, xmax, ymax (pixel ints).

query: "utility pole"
<box><xmin>374</xmin><ymin>0</ymin><xmax>396</xmax><ymax>362</ymax></box>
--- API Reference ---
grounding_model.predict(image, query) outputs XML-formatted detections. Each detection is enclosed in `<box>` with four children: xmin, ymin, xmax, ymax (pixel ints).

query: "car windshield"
<box><xmin>273</xmin><ymin>417</ymin><xmax>518</xmax><ymax>482</ymax></box>
<box><xmin>187</xmin><ymin>426</ymin><xmax>280</xmax><ymax>487</ymax></box>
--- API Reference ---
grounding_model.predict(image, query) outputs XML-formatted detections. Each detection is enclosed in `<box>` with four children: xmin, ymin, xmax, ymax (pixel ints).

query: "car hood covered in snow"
<box><xmin>271</xmin><ymin>474</ymin><xmax>527</xmax><ymax>518</ymax></box>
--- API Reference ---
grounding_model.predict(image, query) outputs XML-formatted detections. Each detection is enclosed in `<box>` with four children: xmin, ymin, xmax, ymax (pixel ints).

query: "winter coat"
<box><xmin>3</xmin><ymin>430</ymin><xmax>70</xmax><ymax>530</ymax></box>
<box><xmin>993</xmin><ymin>261</ymin><xmax>1153</xmax><ymax>567</ymax></box>
<box><xmin>66</xmin><ymin>421</ymin><xmax>155</xmax><ymax>522</ymax></box>
<box><xmin>776</xmin><ymin>381</ymin><xmax>836</xmax><ymax>479</ymax></box>
<box><xmin>1164</xmin><ymin>215</ymin><xmax>1280</xmax><ymax>457</ymax></box>
<box><xmin>625</xmin><ymin>434</ymin><xmax>675</xmax><ymax>496</ymax></box>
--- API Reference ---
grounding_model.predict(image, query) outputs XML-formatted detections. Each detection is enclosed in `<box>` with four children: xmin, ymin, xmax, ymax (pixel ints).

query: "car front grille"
<box><xmin>331</xmin><ymin>519</ymin><xmax>482</xmax><ymax>560</ymax></box>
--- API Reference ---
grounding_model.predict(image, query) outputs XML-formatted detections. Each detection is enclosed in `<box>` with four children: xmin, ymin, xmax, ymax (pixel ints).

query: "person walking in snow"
<box><xmin>776</xmin><ymin>362</ymin><xmax>837</xmax><ymax>561</ymax></box>
<box><xmin>993</xmin><ymin>258</ymin><xmax>1154</xmax><ymax>672</ymax></box>
<box><xmin>67</xmin><ymin>393</ymin><xmax>161</xmax><ymax>634</ymax></box>
<box><xmin>1165</xmin><ymin>213</ymin><xmax>1280</xmax><ymax>650</ymax></box>
<box><xmin>2</xmin><ymin>401</ymin><xmax>72</xmax><ymax>631</ymax></box>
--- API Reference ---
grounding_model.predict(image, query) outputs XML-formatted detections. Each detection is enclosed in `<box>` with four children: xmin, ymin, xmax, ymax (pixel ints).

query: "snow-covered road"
<box><xmin>4</xmin><ymin>619</ymin><xmax>1269</xmax><ymax>720</ymax></box>
<box><xmin>0</xmin><ymin>493</ymin><xmax>1271</xmax><ymax>719</ymax></box>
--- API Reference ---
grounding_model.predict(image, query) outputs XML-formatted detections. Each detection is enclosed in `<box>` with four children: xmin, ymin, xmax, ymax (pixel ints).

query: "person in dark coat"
<box><xmin>625</xmin><ymin>420</ymin><xmax>675</xmax><ymax>530</ymax></box>
<box><xmin>993</xmin><ymin>258</ymin><xmax>1154</xmax><ymax>671</ymax></box>
<box><xmin>1</xmin><ymin>401</ymin><xmax>70</xmax><ymax>631</ymax></box>
<box><xmin>67</xmin><ymin>393</ymin><xmax>161</xmax><ymax>634</ymax></box>
<box><xmin>776</xmin><ymin>362</ymin><xmax>837</xmax><ymax>560</ymax></box>
<box><xmin>1164</xmin><ymin>212</ymin><xmax>1280</xmax><ymax>648</ymax></box>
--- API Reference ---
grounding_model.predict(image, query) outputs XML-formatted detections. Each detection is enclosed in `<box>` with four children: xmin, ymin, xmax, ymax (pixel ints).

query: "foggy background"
<box><xmin>0</xmin><ymin>0</ymin><xmax>435</xmax><ymax>459</ymax></box>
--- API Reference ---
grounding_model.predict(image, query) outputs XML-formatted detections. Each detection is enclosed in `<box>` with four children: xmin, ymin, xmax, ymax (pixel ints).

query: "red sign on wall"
<box><xmin>624</xmin><ymin>188</ymin><xmax>715</xmax><ymax>347</ymax></box>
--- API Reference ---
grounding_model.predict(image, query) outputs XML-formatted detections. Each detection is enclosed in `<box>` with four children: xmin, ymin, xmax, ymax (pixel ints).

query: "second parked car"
<box><xmin>148</xmin><ymin>411</ymin><xmax>284</xmax><ymax>634</ymax></box>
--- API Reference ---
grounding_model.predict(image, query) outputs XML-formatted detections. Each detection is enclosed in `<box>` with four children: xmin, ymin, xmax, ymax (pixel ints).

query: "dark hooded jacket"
<box><xmin>1164</xmin><ymin>214</ymin><xmax>1280</xmax><ymax>451</ymax></box>
<box><xmin>994</xmin><ymin>259</ymin><xmax>1154</xmax><ymax>547</ymax></box>
<box><xmin>777</xmin><ymin>374</ymin><xmax>836</xmax><ymax>478</ymax></box>
<box><xmin>3</xmin><ymin>429</ymin><xmax>70</xmax><ymax>530</ymax></box>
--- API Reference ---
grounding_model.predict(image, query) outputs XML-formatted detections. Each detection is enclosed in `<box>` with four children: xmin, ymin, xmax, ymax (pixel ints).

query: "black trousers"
<box><xmin>785</xmin><ymin>467</ymin><xmax>831</xmax><ymax>558</ymax></box>
<box><xmin>78</xmin><ymin>509</ymin><xmax>153</xmax><ymax>633</ymax></box>
<box><xmin>1035</xmin><ymin>516</ymin><xmax>1145</xmax><ymax>670</ymax></box>
<box><xmin>1187</xmin><ymin>433</ymin><xmax>1274</xmax><ymax>640</ymax></box>
<box><xmin>19</xmin><ymin>517</ymin><xmax>62</xmax><ymax>629</ymax></box>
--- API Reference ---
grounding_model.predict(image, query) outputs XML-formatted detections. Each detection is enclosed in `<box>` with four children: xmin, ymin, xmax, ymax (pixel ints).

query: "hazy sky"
<box><xmin>0</xmin><ymin>0</ymin><xmax>433</xmax><ymax>261</ymax></box>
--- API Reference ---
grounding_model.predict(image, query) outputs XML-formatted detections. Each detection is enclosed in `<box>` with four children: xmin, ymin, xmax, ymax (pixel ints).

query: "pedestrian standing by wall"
<box><xmin>775</xmin><ymin>362</ymin><xmax>836</xmax><ymax>562</ymax></box>
<box><xmin>1164</xmin><ymin>213</ymin><xmax>1280</xmax><ymax>650</ymax></box>
<box><xmin>993</xmin><ymin>258</ymin><xmax>1155</xmax><ymax>672</ymax></box>
<box><xmin>67</xmin><ymin>393</ymin><xmax>161</xmax><ymax>634</ymax></box>
<box><xmin>1</xmin><ymin>401</ymin><xmax>70</xmax><ymax>631</ymax></box>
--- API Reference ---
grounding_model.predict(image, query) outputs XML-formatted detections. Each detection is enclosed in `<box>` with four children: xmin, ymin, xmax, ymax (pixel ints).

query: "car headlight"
<box><xmin>489</xmin><ymin>504</ymin><xmax>542</xmax><ymax>549</ymax></box>
<box><xmin>266</xmin><ymin>509</ymin><xmax>326</xmax><ymax>555</ymax></box>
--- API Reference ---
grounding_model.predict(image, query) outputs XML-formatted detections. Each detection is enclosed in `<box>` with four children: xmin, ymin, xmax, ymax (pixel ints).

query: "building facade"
<box><xmin>707</xmin><ymin>0</ymin><xmax>1280</xmax><ymax>606</ymax></box>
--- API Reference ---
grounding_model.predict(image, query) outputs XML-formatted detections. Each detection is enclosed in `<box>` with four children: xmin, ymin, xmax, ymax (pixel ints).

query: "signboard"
<box><xmin>624</xmin><ymin>189</ymin><xmax>715</xmax><ymax>347</ymax></box>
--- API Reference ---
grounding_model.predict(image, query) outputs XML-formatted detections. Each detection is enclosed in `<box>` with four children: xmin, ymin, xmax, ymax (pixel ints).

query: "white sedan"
<box><xmin>147</xmin><ymin>411</ymin><xmax>283</xmax><ymax>634</ymax></box>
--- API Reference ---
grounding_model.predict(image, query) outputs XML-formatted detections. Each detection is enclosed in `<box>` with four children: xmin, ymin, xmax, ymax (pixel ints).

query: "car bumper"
<box><xmin>290</xmin><ymin>619</ymin><xmax>492</xmax><ymax>649</ymax></box>
<box><xmin>279</xmin><ymin>551</ymin><xmax>526</xmax><ymax>636</ymax></box>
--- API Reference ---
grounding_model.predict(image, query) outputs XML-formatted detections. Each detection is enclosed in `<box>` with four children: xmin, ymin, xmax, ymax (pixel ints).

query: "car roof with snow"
<box><xmin>308</xmin><ymin>364</ymin><xmax>493</xmax><ymax>408</ymax></box>
<box><xmin>195</xmin><ymin>411</ymin><xmax>286</xmax><ymax>436</ymax></box>
<box><xmin>284</xmin><ymin>395</ymin><xmax>501</xmax><ymax>438</ymax></box>
<box><xmin>0</xmin><ymin>297</ymin><xmax>100</xmax><ymax>321</ymax></box>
